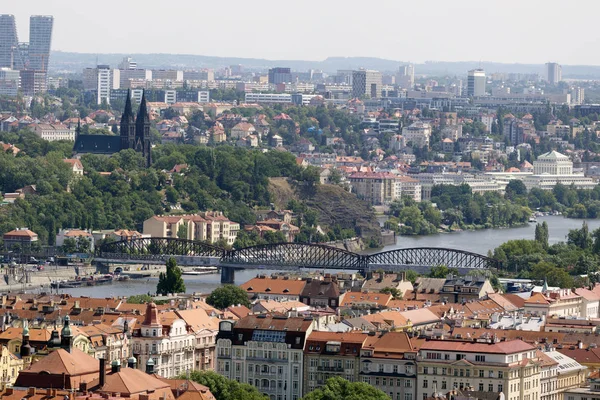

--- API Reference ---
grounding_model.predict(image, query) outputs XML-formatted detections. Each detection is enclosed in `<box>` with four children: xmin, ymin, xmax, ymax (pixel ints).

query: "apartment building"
<box><xmin>402</xmin><ymin>122</ymin><xmax>432</xmax><ymax>149</ymax></box>
<box><xmin>359</xmin><ymin>332</ymin><xmax>418</xmax><ymax>400</ymax></box>
<box><xmin>303</xmin><ymin>332</ymin><xmax>367</xmax><ymax>395</ymax></box>
<box><xmin>538</xmin><ymin>349</ymin><xmax>586</xmax><ymax>400</ymax></box>
<box><xmin>83</xmin><ymin>65</ymin><xmax>120</xmax><ymax>105</ymax></box>
<box><xmin>131</xmin><ymin>303</ymin><xmax>195</xmax><ymax>378</ymax></box>
<box><xmin>524</xmin><ymin>290</ymin><xmax>582</xmax><ymax>318</ymax></box>
<box><xmin>30</xmin><ymin>123</ymin><xmax>75</xmax><ymax>141</ymax></box>
<box><xmin>416</xmin><ymin>339</ymin><xmax>540</xmax><ymax>400</ymax></box>
<box><xmin>216</xmin><ymin>315</ymin><xmax>314</xmax><ymax>400</ymax></box>
<box><xmin>348</xmin><ymin>172</ymin><xmax>421</xmax><ymax>205</ymax></box>
<box><xmin>352</xmin><ymin>70</ymin><xmax>382</xmax><ymax>99</ymax></box>
<box><xmin>142</xmin><ymin>212</ymin><xmax>239</xmax><ymax>245</ymax></box>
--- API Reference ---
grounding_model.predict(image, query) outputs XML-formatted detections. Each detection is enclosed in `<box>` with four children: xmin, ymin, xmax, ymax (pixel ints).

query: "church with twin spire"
<box><xmin>73</xmin><ymin>89</ymin><xmax>152</xmax><ymax>166</ymax></box>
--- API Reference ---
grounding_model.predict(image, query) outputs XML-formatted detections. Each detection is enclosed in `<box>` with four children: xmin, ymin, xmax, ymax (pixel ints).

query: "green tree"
<box><xmin>156</xmin><ymin>257</ymin><xmax>186</xmax><ymax>295</ymax></box>
<box><xmin>567</xmin><ymin>221</ymin><xmax>593</xmax><ymax>250</ymax></box>
<box><xmin>61</xmin><ymin>237</ymin><xmax>77</xmax><ymax>254</ymax></box>
<box><xmin>505</xmin><ymin>179</ymin><xmax>527</xmax><ymax>201</ymax></box>
<box><xmin>534</xmin><ymin>222</ymin><xmax>549</xmax><ymax>249</ymax></box>
<box><xmin>427</xmin><ymin>265</ymin><xmax>459</xmax><ymax>278</ymax></box>
<box><xmin>184</xmin><ymin>370</ymin><xmax>267</xmax><ymax>400</ymax></box>
<box><xmin>206</xmin><ymin>284</ymin><xmax>251</xmax><ymax>309</ymax></box>
<box><xmin>127</xmin><ymin>294</ymin><xmax>154</xmax><ymax>304</ymax></box>
<box><xmin>303</xmin><ymin>377</ymin><xmax>389</xmax><ymax>400</ymax></box>
<box><xmin>380</xmin><ymin>287</ymin><xmax>402</xmax><ymax>299</ymax></box>
<box><xmin>177</xmin><ymin>222</ymin><xmax>188</xmax><ymax>239</ymax></box>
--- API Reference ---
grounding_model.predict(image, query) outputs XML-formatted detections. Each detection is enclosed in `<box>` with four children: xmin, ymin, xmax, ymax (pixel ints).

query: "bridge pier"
<box><xmin>220</xmin><ymin>266</ymin><xmax>235</xmax><ymax>284</ymax></box>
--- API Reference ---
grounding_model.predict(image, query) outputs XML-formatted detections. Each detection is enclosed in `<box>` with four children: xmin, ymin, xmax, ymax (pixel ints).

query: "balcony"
<box><xmin>317</xmin><ymin>366</ymin><xmax>344</xmax><ymax>372</ymax></box>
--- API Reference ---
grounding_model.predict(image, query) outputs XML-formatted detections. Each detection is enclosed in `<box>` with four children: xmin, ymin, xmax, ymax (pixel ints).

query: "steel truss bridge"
<box><xmin>96</xmin><ymin>238</ymin><xmax>500</xmax><ymax>283</ymax></box>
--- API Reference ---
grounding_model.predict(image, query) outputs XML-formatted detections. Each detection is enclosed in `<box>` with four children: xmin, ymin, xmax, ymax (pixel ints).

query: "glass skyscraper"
<box><xmin>28</xmin><ymin>15</ymin><xmax>53</xmax><ymax>71</ymax></box>
<box><xmin>0</xmin><ymin>15</ymin><xmax>23</xmax><ymax>69</ymax></box>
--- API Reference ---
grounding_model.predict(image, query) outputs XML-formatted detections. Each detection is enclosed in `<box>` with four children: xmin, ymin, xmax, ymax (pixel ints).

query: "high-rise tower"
<box><xmin>0</xmin><ymin>15</ymin><xmax>23</xmax><ymax>69</ymax></box>
<box><xmin>28</xmin><ymin>15</ymin><xmax>53</xmax><ymax>71</ymax></box>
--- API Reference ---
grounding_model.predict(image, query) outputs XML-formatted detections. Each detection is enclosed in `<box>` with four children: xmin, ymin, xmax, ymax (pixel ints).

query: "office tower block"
<box><xmin>467</xmin><ymin>69</ymin><xmax>486</xmax><ymax>97</ymax></box>
<box><xmin>352</xmin><ymin>70</ymin><xmax>382</xmax><ymax>99</ymax></box>
<box><xmin>546</xmin><ymin>62</ymin><xmax>562</xmax><ymax>85</ymax></box>
<box><xmin>0</xmin><ymin>15</ymin><xmax>23</xmax><ymax>69</ymax></box>
<box><xmin>28</xmin><ymin>15</ymin><xmax>53</xmax><ymax>71</ymax></box>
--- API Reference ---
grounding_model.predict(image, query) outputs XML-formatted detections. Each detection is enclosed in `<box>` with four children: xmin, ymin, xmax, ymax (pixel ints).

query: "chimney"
<box><xmin>111</xmin><ymin>360</ymin><xmax>121</xmax><ymax>373</ymax></box>
<box><xmin>27</xmin><ymin>387</ymin><xmax>36</xmax><ymax>396</ymax></box>
<box><xmin>99</xmin><ymin>358</ymin><xmax>106</xmax><ymax>387</ymax></box>
<box><xmin>146</xmin><ymin>358</ymin><xmax>155</xmax><ymax>374</ymax></box>
<box><xmin>5</xmin><ymin>388</ymin><xmax>13</xmax><ymax>395</ymax></box>
<box><xmin>127</xmin><ymin>357</ymin><xmax>137</xmax><ymax>369</ymax></box>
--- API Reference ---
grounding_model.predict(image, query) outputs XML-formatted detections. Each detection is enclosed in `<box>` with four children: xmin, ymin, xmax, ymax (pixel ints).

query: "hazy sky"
<box><xmin>5</xmin><ymin>0</ymin><xmax>600</xmax><ymax>65</ymax></box>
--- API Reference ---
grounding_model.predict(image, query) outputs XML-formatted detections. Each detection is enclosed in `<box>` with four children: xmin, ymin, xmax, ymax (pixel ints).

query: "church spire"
<box><xmin>135</xmin><ymin>90</ymin><xmax>152</xmax><ymax>167</ymax></box>
<box><xmin>123</xmin><ymin>89</ymin><xmax>134</xmax><ymax>121</ymax></box>
<box><xmin>136</xmin><ymin>90</ymin><xmax>149</xmax><ymax>124</ymax></box>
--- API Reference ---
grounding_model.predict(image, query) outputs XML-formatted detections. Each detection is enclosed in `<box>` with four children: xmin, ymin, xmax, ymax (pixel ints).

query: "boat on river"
<box><xmin>51</xmin><ymin>274</ymin><xmax>114</xmax><ymax>289</ymax></box>
<box><xmin>181</xmin><ymin>266</ymin><xmax>219</xmax><ymax>276</ymax></box>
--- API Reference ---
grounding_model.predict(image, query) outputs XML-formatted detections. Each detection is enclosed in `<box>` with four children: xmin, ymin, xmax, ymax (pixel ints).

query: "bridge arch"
<box><xmin>97</xmin><ymin>237</ymin><xmax>225</xmax><ymax>260</ymax></box>
<box><xmin>222</xmin><ymin>242</ymin><xmax>365</xmax><ymax>270</ymax></box>
<box><xmin>366</xmin><ymin>247</ymin><xmax>499</xmax><ymax>271</ymax></box>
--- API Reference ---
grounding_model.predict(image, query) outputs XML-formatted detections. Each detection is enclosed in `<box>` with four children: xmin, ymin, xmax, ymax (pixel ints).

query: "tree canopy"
<box><xmin>157</xmin><ymin>257</ymin><xmax>186</xmax><ymax>295</ymax></box>
<box><xmin>206</xmin><ymin>284</ymin><xmax>251</xmax><ymax>309</ymax></box>
<box><xmin>302</xmin><ymin>377</ymin><xmax>389</xmax><ymax>400</ymax></box>
<box><xmin>183</xmin><ymin>370</ymin><xmax>267</xmax><ymax>400</ymax></box>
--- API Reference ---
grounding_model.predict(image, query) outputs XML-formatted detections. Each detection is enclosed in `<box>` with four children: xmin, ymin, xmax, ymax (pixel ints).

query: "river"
<box><xmin>43</xmin><ymin>216</ymin><xmax>600</xmax><ymax>297</ymax></box>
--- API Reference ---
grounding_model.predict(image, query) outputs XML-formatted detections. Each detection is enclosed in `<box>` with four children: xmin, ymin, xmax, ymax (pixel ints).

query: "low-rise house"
<box><xmin>63</xmin><ymin>158</ymin><xmax>84</xmax><ymax>175</ymax></box>
<box><xmin>575</xmin><ymin>287</ymin><xmax>600</xmax><ymax>318</ymax></box>
<box><xmin>362</xmin><ymin>272</ymin><xmax>414</xmax><ymax>297</ymax></box>
<box><xmin>56</xmin><ymin>229</ymin><xmax>95</xmax><ymax>250</ymax></box>
<box><xmin>3</xmin><ymin>228</ymin><xmax>38</xmax><ymax>250</ymax></box>
<box><xmin>524</xmin><ymin>289</ymin><xmax>582</xmax><ymax>318</ymax></box>
<box><xmin>338</xmin><ymin>292</ymin><xmax>392</xmax><ymax>312</ymax></box>
<box><xmin>252</xmin><ymin>300</ymin><xmax>310</xmax><ymax>315</ymax></box>
<box><xmin>439</xmin><ymin>275</ymin><xmax>495</xmax><ymax>303</ymax></box>
<box><xmin>230</xmin><ymin>122</ymin><xmax>256</xmax><ymax>140</ymax></box>
<box><xmin>240</xmin><ymin>276</ymin><xmax>307</xmax><ymax>301</ymax></box>
<box><xmin>299</xmin><ymin>276</ymin><xmax>340</xmax><ymax>308</ymax></box>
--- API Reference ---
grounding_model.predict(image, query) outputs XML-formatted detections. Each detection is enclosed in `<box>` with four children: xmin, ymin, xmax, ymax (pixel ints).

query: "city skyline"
<box><xmin>3</xmin><ymin>0</ymin><xmax>600</xmax><ymax>66</ymax></box>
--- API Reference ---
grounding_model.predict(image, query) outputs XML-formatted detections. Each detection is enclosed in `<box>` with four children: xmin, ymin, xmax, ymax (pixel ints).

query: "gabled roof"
<box><xmin>22</xmin><ymin>348</ymin><xmax>99</xmax><ymax>375</ymax></box>
<box><xmin>240</xmin><ymin>277</ymin><xmax>306</xmax><ymax>296</ymax></box>
<box><xmin>99</xmin><ymin>368</ymin><xmax>173</xmax><ymax>396</ymax></box>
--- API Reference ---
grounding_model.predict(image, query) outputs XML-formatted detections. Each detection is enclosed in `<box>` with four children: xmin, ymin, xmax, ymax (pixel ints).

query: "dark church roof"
<box><xmin>73</xmin><ymin>134</ymin><xmax>121</xmax><ymax>154</ymax></box>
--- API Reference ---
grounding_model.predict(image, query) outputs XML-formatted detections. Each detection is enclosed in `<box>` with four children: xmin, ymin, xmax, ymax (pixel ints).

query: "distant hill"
<box><xmin>49</xmin><ymin>51</ymin><xmax>600</xmax><ymax>78</ymax></box>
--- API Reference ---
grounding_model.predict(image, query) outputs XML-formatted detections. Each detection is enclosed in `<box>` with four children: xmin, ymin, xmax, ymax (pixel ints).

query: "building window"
<box><xmin>479</xmin><ymin>384</ymin><xmax>483</xmax><ymax>391</ymax></box>
<box><xmin>479</xmin><ymin>370</ymin><xmax>484</xmax><ymax>378</ymax></box>
<box><xmin>423</xmin><ymin>380</ymin><xmax>428</xmax><ymax>388</ymax></box>
<box><xmin>498</xmin><ymin>371</ymin><xmax>504</xmax><ymax>379</ymax></box>
<box><xmin>475</xmin><ymin>355</ymin><xmax>486</xmax><ymax>362</ymax></box>
<box><xmin>423</xmin><ymin>367</ymin><xmax>428</xmax><ymax>374</ymax></box>
<box><xmin>488</xmin><ymin>384</ymin><xmax>493</xmax><ymax>392</ymax></box>
<box><xmin>498</xmin><ymin>384</ymin><xmax>503</xmax><ymax>393</ymax></box>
